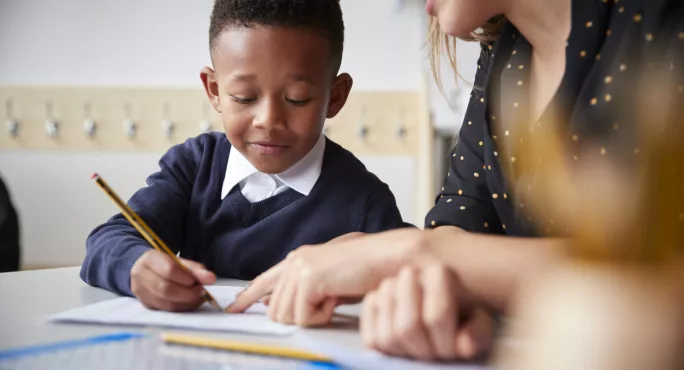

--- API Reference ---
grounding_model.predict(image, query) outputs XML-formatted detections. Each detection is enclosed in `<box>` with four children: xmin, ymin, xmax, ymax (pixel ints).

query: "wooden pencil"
<box><xmin>160</xmin><ymin>332</ymin><xmax>334</xmax><ymax>363</ymax></box>
<box><xmin>91</xmin><ymin>173</ymin><xmax>222</xmax><ymax>310</ymax></box>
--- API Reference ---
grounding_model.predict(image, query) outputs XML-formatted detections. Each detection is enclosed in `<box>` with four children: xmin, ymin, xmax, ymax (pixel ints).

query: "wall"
<box><xmin>428</xmin><ymin>40</ymin><xmax>481</xmax><ymax>133</ymax></box>
<box><xmin>0</xmin><ymin>0</ymin><xmax>426</xmax><ymax>89</ymax></box>
<box><xmin>0</xmin><ymin>0</ymin><xmax>438</xmax><ymax>268</ymax></box>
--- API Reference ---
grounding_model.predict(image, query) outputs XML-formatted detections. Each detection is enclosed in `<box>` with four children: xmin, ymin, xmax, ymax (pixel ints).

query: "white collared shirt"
<box><xmin>221</xmin><ymin>135</ymin><xmax>326</xmax><ymax>203</ymax></box>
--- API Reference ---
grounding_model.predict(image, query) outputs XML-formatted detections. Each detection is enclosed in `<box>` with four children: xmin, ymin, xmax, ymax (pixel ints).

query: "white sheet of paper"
<box><xmin>50</xmin><ymin>286</ymin><xmax>296</xmax><ymax>336</ymax></box>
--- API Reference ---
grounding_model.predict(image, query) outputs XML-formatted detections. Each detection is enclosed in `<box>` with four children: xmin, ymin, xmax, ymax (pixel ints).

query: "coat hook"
<box><xmin>5</xmin><ymin>98</ymin><xmax>19</xmax><ymax>138</ymax></box>
<box><xmin>83</xmin><ymin>101</ymin><xmax>96</xmax><ymax>138</ymax></box>
<box><xmin>161</xmin><ymin>103</ymin><xmax>174</xmax><ymax>139</ymax></box>
<box><xmin>200</xmin><ymin>103</ymin><xmax>212</xmax><ymax>133</ymax></box>
<box><xmin>44</xmin><ymin>100</ymin><xmax>58</xmax><ymax>138</ymax></box>
<box><xmin>357</xmin><ymin>106</ymin><xmax>369</xmax><ymax>140</ymax></box>
<box><xmin>396</xmin><ymin>107</ymin><xmax>407</xmax><ymax>140</ymax></box>
<box><xmin>396</xmin><ymin>125</ymin><xmax>407</xmax><ymax>140</ymax></box>
<box><xmin>123</xmin><ymin>103</ymin><xmax>136</xmax><ymax>139</ymax></box>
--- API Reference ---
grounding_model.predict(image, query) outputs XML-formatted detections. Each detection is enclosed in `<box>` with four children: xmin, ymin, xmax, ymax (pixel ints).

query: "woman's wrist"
<box><xmin>367</xmin><ymin>228</ymin><xmax>431</xmax><ymax>281</ymax></box>
<box><xmin>396</xmin><ymin>226</ymin><xmax>465</xmax><ymax>267</ymax></box>
<box><xmin>360</xmin><ymin>227</ymin><xmax>470</xmax><ymax>295</ymax></box>
<box><xmin>397</xmin><ymin>228</ymin><xmax>434</xmax><ymax>266</ymax></box>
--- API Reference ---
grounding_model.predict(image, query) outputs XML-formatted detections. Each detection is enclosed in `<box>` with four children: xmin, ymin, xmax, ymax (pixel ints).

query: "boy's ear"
<box><xmin>200</xmin><ymin>67</ymin><xmax>222</xmax><ymax>113</ymax></box>
<box><xmin>326</xmin><ymin>73</ymin><xmax>353</xmax><ymax>119</ymax></box>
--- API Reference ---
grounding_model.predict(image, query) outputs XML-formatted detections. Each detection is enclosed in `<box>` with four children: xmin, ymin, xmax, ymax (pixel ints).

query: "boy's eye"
<box><xmin>230</xmin><ymin>95</ymin><xmax>256</xmax><ymax>104</ymax></box>
<box><xmin>286</xmin><ymin>98</ymin><xmax>312</xmax><ymax>107</ymax></box>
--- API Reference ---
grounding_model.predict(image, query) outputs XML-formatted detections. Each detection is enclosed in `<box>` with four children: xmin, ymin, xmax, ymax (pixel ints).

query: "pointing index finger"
<box><xmin>226</xmin><ymin>263</ymin><xmax>283</xmax><ymax>313</ymax></box>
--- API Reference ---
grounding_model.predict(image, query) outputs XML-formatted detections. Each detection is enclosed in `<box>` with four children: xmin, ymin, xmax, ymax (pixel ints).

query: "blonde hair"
<box><xmin>428</xmin><ymin>15</ymin><xmax>505</xmax><ymax>95</ymax></box>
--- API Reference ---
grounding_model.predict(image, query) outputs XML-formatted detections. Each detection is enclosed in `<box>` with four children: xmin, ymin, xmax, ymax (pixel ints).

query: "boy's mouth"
<box><xmin>250</xmin><ymin>141</ymin><xmax>289</xmax><ymax>155</ymax></box>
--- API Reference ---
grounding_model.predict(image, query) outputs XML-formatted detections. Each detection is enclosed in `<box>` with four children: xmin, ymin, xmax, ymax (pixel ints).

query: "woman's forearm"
<box><xmin>419</xmin><ymin>227</ymin><xmax>566</xmax><ymax>313</ymax></box>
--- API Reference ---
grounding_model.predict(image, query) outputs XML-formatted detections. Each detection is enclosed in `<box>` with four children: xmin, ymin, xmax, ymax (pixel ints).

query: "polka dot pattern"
<box><xmin>424</xmin><ymin>0</ymin><xmax>684</xmax><ymax>238</ymax></box>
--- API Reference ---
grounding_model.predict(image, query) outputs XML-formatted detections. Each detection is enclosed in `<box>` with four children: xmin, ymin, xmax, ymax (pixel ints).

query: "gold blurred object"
<box><xmin>495</xmin><ymin>263</ymin><xmax>684</xmax><ymax>370</ymax></box>
<box><xmin>493</xmin><ymin>60</ymin><xmax>684</xmax><ymax>369</ymax></box>
<box><xmin>501</xmin><ymin>74</ymin><xmax>683</xmax><ymax>263</ymax></box>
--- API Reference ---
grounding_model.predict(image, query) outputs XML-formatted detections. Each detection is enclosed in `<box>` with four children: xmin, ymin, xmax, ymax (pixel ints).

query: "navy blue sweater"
<box><xmin>81</xmin><ymin>132</ymin><xmax>408</xmax><ymax>296</ymax></box>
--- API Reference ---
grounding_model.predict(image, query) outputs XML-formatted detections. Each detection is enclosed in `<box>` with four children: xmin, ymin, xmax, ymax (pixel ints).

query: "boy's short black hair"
<box><xmin>209</xmin><ymin>0</ymin><xmax>344</xmax><ymax>71</ymax></box>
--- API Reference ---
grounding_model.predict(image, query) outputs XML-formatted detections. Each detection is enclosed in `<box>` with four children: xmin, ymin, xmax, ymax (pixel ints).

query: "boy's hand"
<box><xmin>130</xmin><ymin>250</ymin><xmax>217</xmax><ymax>312</ymax></box>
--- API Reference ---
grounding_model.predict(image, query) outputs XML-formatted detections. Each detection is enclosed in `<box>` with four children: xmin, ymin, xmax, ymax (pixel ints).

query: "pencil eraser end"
<box><xmin>91</xmin><ymin>173</ymin><xmax>99</xmax><ymax>180</ymax></box>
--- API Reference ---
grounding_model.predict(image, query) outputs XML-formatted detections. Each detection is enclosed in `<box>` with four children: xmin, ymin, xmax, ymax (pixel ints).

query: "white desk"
<box><xmin>0</xmin><ymin>267</ymin><xmax>364</xmax><ymax>353</ymax></box>
<box><xmin>0</xmin><ymin>267</ymin><xmax>494</xmax><ymax>370</ymax></box>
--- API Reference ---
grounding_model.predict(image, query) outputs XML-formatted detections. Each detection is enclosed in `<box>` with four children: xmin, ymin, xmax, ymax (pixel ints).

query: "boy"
<box><xmin>80</xmin><ymin>0</ymin><xmax>408</xmax><ymax>312</ymax></box>
<box><xmin>0</xmin><ymin>176</ymin><xmax>20</xmax><ymax>273</ymax></box>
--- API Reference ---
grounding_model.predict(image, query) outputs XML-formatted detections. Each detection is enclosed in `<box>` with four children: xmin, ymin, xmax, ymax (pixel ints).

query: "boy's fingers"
<box><xmin>182</xmin><ymin>259</ymin><xmax>217</xmax><ymax>285</ymax></box>
<box><xmin>144</xmin><ymin>265</ymin><xmax>205</xmax><ymax>304</ymax></box>
<box><xmin>151</xmin><ymin>280</ymin><xmax>204</xmax><ymax>304</ymax></box>
<box><xmin>228</xmin><ymin>263</ymin><xmax>283</xmax><ymax>313</ymax></box>
<box><xmin>133</xmin><ymin>267</ymin><xmax>203</xmax><ymax>312</ymax></box>
<box><xmin>144</xmin><ymin>252</ymin><xmax>197</xmax><ymax>287</ymax></box>
<box><xmin>143</xmin><ymin>290</ymin><xmax>203</xmax><ymax>312</ymax></box>
<box><xmin>337</xmin><ymin>297</ymin><xmax>363</xmax><ymax>305</ymax></box>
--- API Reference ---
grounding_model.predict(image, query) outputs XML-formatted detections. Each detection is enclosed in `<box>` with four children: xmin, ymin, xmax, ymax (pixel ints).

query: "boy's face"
<box><xmin>201</xmin><ymin>27</ymin><xmax>352</xmax><ymax>174</ymax></box>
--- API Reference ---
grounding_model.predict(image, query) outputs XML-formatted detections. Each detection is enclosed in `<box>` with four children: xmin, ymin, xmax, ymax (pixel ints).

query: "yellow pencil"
<box><xmin>160</xmin><ymin>332</ymin><xmax>334</xmax><ymax>363</ymax></box>
<box><xmin>91</xmin><ymin>173</ymin><xmax>222</xmax><ymax>311</ymax></box>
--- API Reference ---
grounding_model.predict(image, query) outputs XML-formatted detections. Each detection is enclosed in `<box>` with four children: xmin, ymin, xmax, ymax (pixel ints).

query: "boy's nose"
<box><xmin>253</xmin><ymin>100</ymin><xmax>286</xmax><ymax>131</ymax></box>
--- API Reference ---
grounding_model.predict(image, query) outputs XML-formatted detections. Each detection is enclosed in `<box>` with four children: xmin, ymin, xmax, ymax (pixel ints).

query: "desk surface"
<box><xmin>0</xmin><ymin>267</ymin><xmax>363</xmax><ymax>353</ymax></box>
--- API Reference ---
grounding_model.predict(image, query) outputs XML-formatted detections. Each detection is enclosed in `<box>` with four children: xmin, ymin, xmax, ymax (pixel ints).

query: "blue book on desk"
<box><xmin>0</xmin><ymin>332</ymin><xmax>340</xmax><ymax>369</ymax></box>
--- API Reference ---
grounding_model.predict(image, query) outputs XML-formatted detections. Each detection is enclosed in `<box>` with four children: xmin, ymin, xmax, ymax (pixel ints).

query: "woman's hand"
<box><xmin>362</xmin><ymin>264</ymin><xmax>494</xmax><ymax>361</ymax></box>
<box><xmin>227</xmin><ymin>228</ymin><xmax>425</xmax><ymax>325</ymax></box>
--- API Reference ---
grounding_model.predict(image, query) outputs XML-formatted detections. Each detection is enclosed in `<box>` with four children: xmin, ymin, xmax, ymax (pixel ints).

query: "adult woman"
<box><xmin>230</xmin><ymin>0</ymin><xmax>684</xmax><ymax>361</ymax></box>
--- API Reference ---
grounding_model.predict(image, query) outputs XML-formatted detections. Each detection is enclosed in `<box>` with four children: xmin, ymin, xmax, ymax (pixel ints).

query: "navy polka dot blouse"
<box><xmin>426</xmin><ymin>0</ymin><xmax>684</xmax><ymax>236</ymax></box>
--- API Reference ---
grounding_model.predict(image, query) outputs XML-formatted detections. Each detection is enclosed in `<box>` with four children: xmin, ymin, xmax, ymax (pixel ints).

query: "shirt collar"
<box><xmin>221</xmin><ymin>135</ymin><xmax>326</xmax><ymax>200</ymax></box>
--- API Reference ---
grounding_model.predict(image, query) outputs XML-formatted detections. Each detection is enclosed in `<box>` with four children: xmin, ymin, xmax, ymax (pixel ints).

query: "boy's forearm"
<box><xmin>80</xmin><ymin>220</ymin><xmax>151</xmax><ymax>296</ymax></box>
